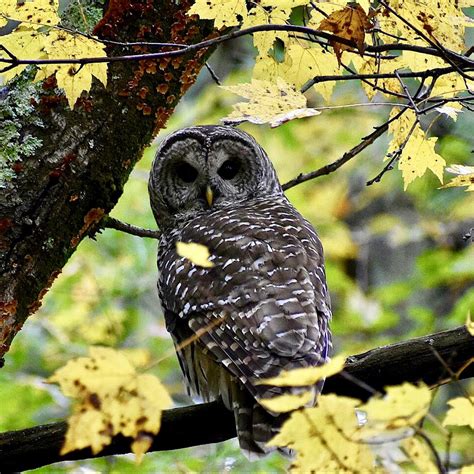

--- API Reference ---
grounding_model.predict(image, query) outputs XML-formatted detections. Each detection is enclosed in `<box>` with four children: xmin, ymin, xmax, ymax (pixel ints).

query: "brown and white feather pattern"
<box><xmin>158</xmin><ymin>195</ymin><xmax>331</xmax><ymax>456</ymax></box>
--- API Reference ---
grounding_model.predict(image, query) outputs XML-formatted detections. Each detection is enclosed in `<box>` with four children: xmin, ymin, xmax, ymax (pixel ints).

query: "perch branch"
<box><xmin>102</xmin><ymin>217</ymin><xmax>161</xmax><ymax>239</ymax></box>
<box><xmin>0</xmin><ymin>326</ymin><xmax>472</xmax><ymax>471</ymax></box>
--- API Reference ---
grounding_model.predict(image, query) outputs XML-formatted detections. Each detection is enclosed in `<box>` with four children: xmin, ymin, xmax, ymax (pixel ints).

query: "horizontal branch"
<box><xmin>102</xmin><ymin>217</ymin><xmax>161</xmax><ymax>239</ymax></box>
<box><xmin>0</xmin><ymin>326</ymin><xmax>472</xmax><ymax>471</ymax></box>
<box><xmin>1</xmin><ymin>23</ymin><xmax>473</xmax><ymax>70</ymax></box>
<box><xmin>300</xmin><ymin>66</ymin><xmax>469</xmax><ymax>93</ymax></box>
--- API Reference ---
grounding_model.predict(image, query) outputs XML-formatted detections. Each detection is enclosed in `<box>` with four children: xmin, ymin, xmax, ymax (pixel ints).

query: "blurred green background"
<box><xmin>1</xmin><ymin>27</ymin><xmax>474</xmax><ymax>473</ymax></box>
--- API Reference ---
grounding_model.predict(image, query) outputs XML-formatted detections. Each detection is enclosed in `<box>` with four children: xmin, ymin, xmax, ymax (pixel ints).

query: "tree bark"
<box><xmin>0</xmin><ymin>326</ymin><xmax>472</xmax><ymax>471</ymax></box>
<box><xmin>0</xmin><ymin>0</ymin><xmax>215</xmax><ymax>361</ymax></box>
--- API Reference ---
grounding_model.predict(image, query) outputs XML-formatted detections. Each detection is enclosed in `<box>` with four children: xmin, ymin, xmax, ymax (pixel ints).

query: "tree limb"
<box><xmin>0</xmin><ymin>326</ymin><xmax>472</xmax><ymax>471</ymax></box>
<box><xmin>1</xmin><ymin>24</ymin><xmax>473</xmax><ymax>69</ymax></box>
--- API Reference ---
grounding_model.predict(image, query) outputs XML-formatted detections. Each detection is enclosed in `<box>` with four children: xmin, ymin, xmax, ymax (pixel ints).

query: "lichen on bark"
<box><xmin>0</xmin><ymin>70</ymin><xmax>44</xmax><ymax>187</ymax></box>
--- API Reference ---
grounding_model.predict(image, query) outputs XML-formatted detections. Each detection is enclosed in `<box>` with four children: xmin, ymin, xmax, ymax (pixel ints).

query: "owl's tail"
<box><xmin>230</xmin><ymin>384</ymin><xmax>291</xmax><ymax>460</ymax></box>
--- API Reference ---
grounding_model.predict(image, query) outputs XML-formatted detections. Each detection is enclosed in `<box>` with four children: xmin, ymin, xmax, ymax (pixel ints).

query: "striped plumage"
<box><xmin>149</xmin><ymin>126</ymin><xmax>331</xmax><ymax>457</ymax></box>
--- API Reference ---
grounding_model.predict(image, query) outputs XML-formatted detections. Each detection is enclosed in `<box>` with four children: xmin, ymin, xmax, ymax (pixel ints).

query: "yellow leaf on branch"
<box><xmin>253</xmin><ymin>44</ymin><xmax>340</xmax><ymax>102</ymax></box>
<box><xmin>259</xmin><ymin>390</ymin><xmax>315</xmax><ymax>413</ymax></box>
<box><xmin>0</xmin><ymin>27</ymin><xmax>49</xmax><ymax>82</ymax></box>
<box><xmin>176</xmin><ymin>242</ymin><xmax>215</xmax><ymax>268</ymax></box>
<box><xmin>359</xmin><ymin>383</ymin><xmax>432</xmax><ymax>433</ymax></box>
<box><xmin>401</xmin><ymin>437</ymin><xmax>438</xmax><ymax>473</ymax></box>
<box><xmin>388</xmin><ymin>108</ymin><xmax>446</xmax><ymax>189</ymax></box>
<box><xmin>443</xmin><ymin>396</ymin><xmax>474</xmax><ymax>429</ymax></box>
<box><xmin>400</xmin><ymin>52</ymin><xmax>470</xmax><ymax>104</ymax></box>
<box><xmin>352</xmin><ymin>55</ymin><xmax>404</xmax><ymax>100</ymax></box>
<box><xmin>441</xmin><ymin>165</ymin><xmax>474</xmax><ymax>192</ymax></box>
<box><xmin>241</xmin><ymin>1</ymin><xmax>308</xmax><ymax>56</ymax></box>
<box><xmin>48</xmin><ymin>347</ymin><xmax>172</xmax><ymax>460</ymax></box>
<box><xmin>187</xmin><ymin>0</ymin><xmax>247</xmax><ymax>29</ymax></box>
<box><xmin>259</xmin><ymin>355</ymin><xmax>345</xmax><ymax>387</ymax></box>
<box><xmin>268</xmin><ymin>394</ymin><xmax>377</xmax><ymax>472</ymax></box>
<box><xmin>222</xmin><ymin>78</ymin><xmax>320</xmax><ymax>127</ymax></box>
<box><xmin>35</xmin><ymin>30</ymin><xmax>107</xmax><ymax>108</ymax></box>
<box><xmin>0</xmin><ymin>0</ymin><xmax>60</xmax><ymax>29</ymax></box>
<box><xmin>378</xmin><ymin>0</ymin><xmax>470</xmax><ymax>53</ymax></box>
<box><xmin>0</xmin><ymin>8</ymin><xmax>107</xmax><ymax>109</ymax></box>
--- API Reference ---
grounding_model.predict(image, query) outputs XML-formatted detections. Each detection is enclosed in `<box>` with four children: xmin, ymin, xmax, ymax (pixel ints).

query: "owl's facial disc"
<box><xmin>149</xmin><ymin>126</ymin><xmax>284</xmax><ymax>230</ymax></box>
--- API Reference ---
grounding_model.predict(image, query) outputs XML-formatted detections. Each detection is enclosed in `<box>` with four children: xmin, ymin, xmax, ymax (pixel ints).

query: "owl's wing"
<box><xmin>159</xmin><ymin>200</ymin><xmax>331</xmax><ymax>401</ymax></box>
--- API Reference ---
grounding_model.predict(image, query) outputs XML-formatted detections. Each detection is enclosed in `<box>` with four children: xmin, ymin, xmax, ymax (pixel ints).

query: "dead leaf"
<box><xmin>319</xmin><ymin>3</ymin><xmax>373</xmax><ymax>64</ymax></box>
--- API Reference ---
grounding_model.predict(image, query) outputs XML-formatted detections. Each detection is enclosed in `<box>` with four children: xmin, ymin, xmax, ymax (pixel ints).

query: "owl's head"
<box><xmin>148</xmin><ymin>126</ymin><xmax>283</xmax><ymax>230</ymax></box>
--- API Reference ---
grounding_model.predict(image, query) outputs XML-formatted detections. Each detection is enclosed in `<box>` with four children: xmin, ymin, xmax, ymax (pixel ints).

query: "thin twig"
<box><xmin>414</xmin><ymin>429</ymin><xmax>446</xmax><ymax>474</ymax></box>
<box><xmin>102</xmin><ymin>216</ymin><xmax>160</xmax><ymax>239</ymax></box>
<box><xmin>366</xmin><ymin>117</ymin><xmax>417</xmax><ymax>186</ymax></box>
<box><xmin>444</xmin><ymin>432</ymin><xmax>452</xmax><ymax>473</ymax></box>
<box><xmin>395</xmin><ymin>70</ymin><xmax>420</xmax><ymax>115</ymax></box>
<box><xmin>282</xmin><ymin>108</ymin><xmax>406</xmax><ymax>190</ymax></box>
<box><xmin>301</xmin><ymin>66</ymin><xmax>460</xmax><ymax>93</ymax></box>
<box><xmin>205</xmin><ymin>62</ymin><xmax>221</xmax><ymax>85</ymax></box>
<box><xmin>428</xmin><ymin>345</ymin><xmax>472</xmax><ymax>399</ymax></box>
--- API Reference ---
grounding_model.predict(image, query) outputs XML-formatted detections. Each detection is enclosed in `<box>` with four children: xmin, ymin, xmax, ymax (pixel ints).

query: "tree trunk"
<box><xmin>0</xmin><ymin>0</ymin><xmax>215</xmax><ymax>361</ymax></box>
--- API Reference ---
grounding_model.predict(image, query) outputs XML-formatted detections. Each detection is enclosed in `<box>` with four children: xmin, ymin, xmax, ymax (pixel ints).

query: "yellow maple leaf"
<box><xmin>259</xmin><ymin>390</ymin><xmax>315</xmax><ymax>413</ymax></box>
<box><xmin>378</xmin><ymin>0</ymin><xmax>470</xmax><ymax>53</ymax></box>
<box><xmin>400</xmin><ymin>51</ymin><xmax>469</xmax><ymax>102</ymax></box>
<box><xmin>360</xmin><ymin>383</ymin><xmax>432</xmax><ymax>433</ymax></box>
<box><xmin>259</xmin><ymin>355</ymin><xmax>345</xmax><ymax>387</ymax></box>
<box><xmin>441</xmin><ymin>165</ymin><xmax>474</xmax><ymax>192</ymax></box>
<box><xmin>0</xmin><ymin>0</ymin><xmax>60</xmax><ymax>29</ymax></box>
<box><xmin>284</xmin><ymin>45</ymin><xmax>339</xmax><ymax>101</ymax></box>
<box><xmin>0</xmin><ymin>27</ymin><xmax>49</xmax><ymax>82</ymax></box>
<box><xmin>187</xmin><ymin>0</ymin><xmax>247</xmax><ymax>29</ymax></box>
<box><xmin>48</xmin><ymin>347</ymin><xmax>172</xmax><ymax>459</ymax></box>
<box><xmin>241</xmin><ymin>1</ymin><xmax>307</xmax><ymax>56</ymax></box>
<box><xmin>269</xmin><ymin>394</ymin><xmax>376</xmax><ymax>472</ymax></box>
<box><xmin>460</xmin><ymin>465</ymin><xmax>474</xmax><ymax>474</ymax></box>
<box><xmin>443</xmin><ymin>396</ymin><xmax>474</xmax><ymax>429</ymax></box>
<box><xmin>176</xmin><ymin>242</ymin><xmax>214</xmax><ymax>268</ymax></box>
<box><xmin>242</xmin><ymin>6</ymin><xmax>284</xmax><ymax>57</ymax></box>
<box><xmin>309</xmin><ymin>0</ymin><xmax>372</xmax><ymax>22</ymax></box>
<box><xmin>222</xmin><ymin>78</ymin><xmax>320</xmax><ymax>127</ymax></box>
<box><xmin>34</xmin><ymin>30</ymin><xmax>107</xmax><ymax>108</ymax></box>
<box><xmin>402</xmin><ymin>437</ymin><xmax>438</xmax><ymax>473</ymax></box>
<box><xmin>388</xmin><ymin>108</ymin><xmax>445</xmax><ymax>189</ymax></box>
<box><xmin>352</xmin><ymin>56</ymin><xmax>404</xmax><ymax>100</ymax></box>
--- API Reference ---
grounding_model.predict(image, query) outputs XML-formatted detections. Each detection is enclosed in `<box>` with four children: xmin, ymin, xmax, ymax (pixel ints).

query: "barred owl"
<box><xmin>149</xmin><ymin>125</ymin><xmax>331</xmax><ymax>458</ymax></box>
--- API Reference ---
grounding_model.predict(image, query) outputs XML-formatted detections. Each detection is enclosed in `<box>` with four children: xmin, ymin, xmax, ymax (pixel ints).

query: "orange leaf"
<box><xmin>319</xmin><ymin>3</ymin><xmax>373</xmax><ymax>64</ymax></box>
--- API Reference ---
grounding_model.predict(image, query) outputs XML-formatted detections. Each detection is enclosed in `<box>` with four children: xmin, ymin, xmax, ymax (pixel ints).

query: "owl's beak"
<box><xmin>205</xmin><ymin>185</ymin><xmax>214</xmax><ymax>207</ymax></box>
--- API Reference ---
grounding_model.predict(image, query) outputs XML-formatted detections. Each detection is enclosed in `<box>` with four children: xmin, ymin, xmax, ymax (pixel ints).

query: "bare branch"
<box><xmin>366</xmin><ymin>118</ymin><xmax>417</xmax><ymax>186</ymax></box>
<box><xmin>102</xmin><ymin>217</ymin><xmax>161</xmax><ymax>239</ymax></box>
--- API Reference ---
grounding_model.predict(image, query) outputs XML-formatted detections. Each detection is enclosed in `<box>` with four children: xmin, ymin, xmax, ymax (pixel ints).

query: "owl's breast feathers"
<box><xmin>158</xmin><ymin>196</ymin><xmax>331</xmax><ymax>399</ymax></box>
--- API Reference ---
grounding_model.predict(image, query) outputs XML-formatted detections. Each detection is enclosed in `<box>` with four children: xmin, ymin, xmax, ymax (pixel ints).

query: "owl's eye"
<box><xmin>218</xmin><ymin>159</ymin><xmax>240</xmax><ymax>180</ymax></box>
<box><xmin>176</xmin><ymin>162</ymin><xmax>198</xmax><ymax>183</ymax></box>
